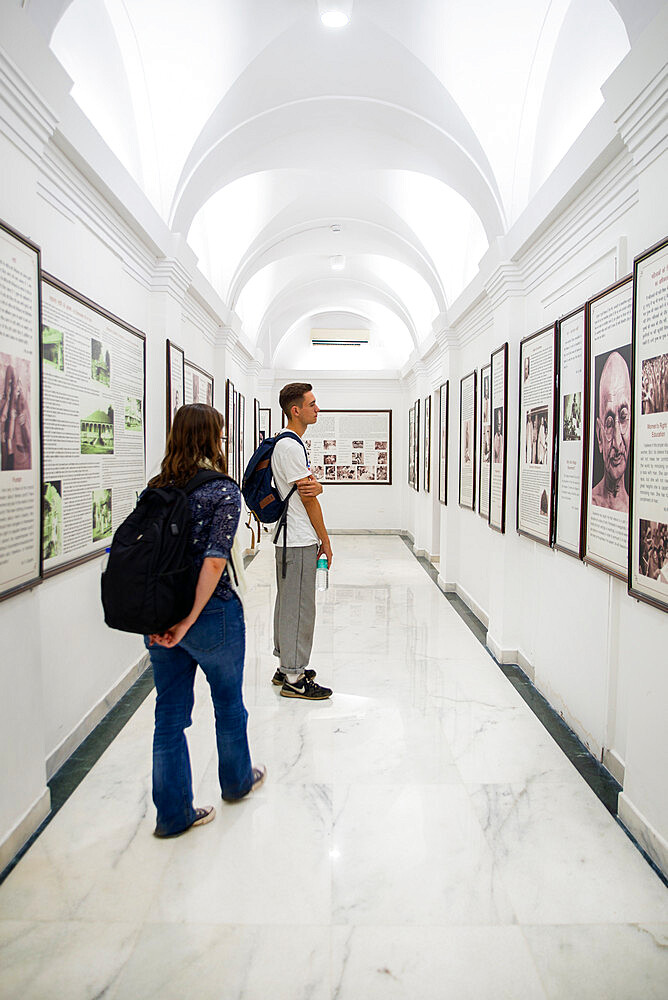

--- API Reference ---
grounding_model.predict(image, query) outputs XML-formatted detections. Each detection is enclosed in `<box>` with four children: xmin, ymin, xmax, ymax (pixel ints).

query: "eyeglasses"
<box><xmin>602</xmin><ymin>409</ymin><xmax>629</xmax><ymax>442</ymax></box>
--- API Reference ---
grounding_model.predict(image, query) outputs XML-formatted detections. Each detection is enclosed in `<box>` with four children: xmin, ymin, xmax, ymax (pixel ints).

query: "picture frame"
<box><xmin>583</xmin><ymin>275</ymin><xmax>633</xmax><ymax>580</ymax></box>
<box><xmin>306</xmin><ymin>410</ymin><xmax>391</xmax><ymax>485</ymax></box>
<box><xmin>225</xmin><ymin>379</ymin><xmax>234</xmax><ymax>480</ymax></box>
<box><xmin>423</xmin><ymin>394</ymin><xmax>431</xmax><ymax>492</ymax></box>
<box><xmin>259</xmin><ymin>407</ymin><xmax>271</xmax><ymax>443</ymax></box>
<box><xmin>478</xmin><ymin>363</ymin><xmax>491</xmax><ymax>519</ymax></box>
<box><xmin>489</xmin><ymin>343</ymin><xmax>508</xmax><ymax>533</ymax></box>
<box><xmin>628</xmin><ymin>235</ymin><xmax>668</xmax><ymax>612</ymax></box>
<box><xmin>0</xmin><ymin>220</ymin><xmax>42</xmax><ymax>602</ymax></box>
<box><xmin>166</xmin><ymin>339</ymin><xmax>185</xmax><ymax>434</ymax></box>
<box><xmin>438</xmin><ymin>381</ymin><xmax>449</xmax><ymax>505</ymax></box>
<box><xmin>554</xmin><ymin>305</ymin><xmax>587</xmax><ymax>558</ymax></box>
<box><xmin>459</xmin><ymin>370</ymin><xmax>476</xmax><ymax>510</ymax></box>
<box><xmin>517</xmin><ymin>325</ymin><xmax>557</xmax><ymax>545</ymax></box>
<box><xmin>184</xmin><ymin>359</ymin><xmax>214</xmax><ymax>407</ymax></box>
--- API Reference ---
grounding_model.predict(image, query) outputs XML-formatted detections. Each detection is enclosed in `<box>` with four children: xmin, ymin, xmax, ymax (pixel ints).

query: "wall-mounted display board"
<box><xmin>259</xmin><ymin>407</ymin><xmax>271</xmax><ymax>444</ymax></box>
<box><xmin>479</xmin><ymin>363</ymin><xmax>491</xmax><ymax>519</ymax></box>
<box><xmin>584</xmin><ymin>276</ymin><xmax>632</xmax><ymax>579</ymax></box>
<box><xmin>408</xmin><ymin>400</ymin><xmax>420</xmax><ymax>490</ymax></box>
<box><xmin>517</xmin><ymin>325</ymin><xmax>556</xmax><ymax>545</ymax></box>
<box><xmin>489</xmin><ymin>343</ymin><xmax>508</xmax><ymax>532</ymax></box>
<box><xmin>41</xmin><ymin>273</ymin><xmax>145</xmax><ymax>576</ymax></box>
<box><xmin>423</xmin><ymin>394</ymin><xmax>431</xmax><ymax>492</ymax></box>
<box><xmin>166</xmin><ymin>340</ymin><xmax>184</xmax><ymax>434</ymax></box>
<box><xmin>438</xmin><ymin>382</ymin><xmax>449</xmax><ymax>505</ymax></box>
<box><xmin>184</xmin><ymin>359</ymin><xmax>213</xmax><ymax>407</ymax></box>
<box><xmin>459</xmin><ymin>370</ymin><xmax>477</xmax><ymax>510</ymax></box>
<box><xmin>253</xmin><ymin>398</ymin><xmax>260</xmax><ymax>449</ymax></box>
<box><xmin>225</xmin><ymin>379</ymin><xmax>236</xmax><ymax>481</ymax></box>
<box><xmin>629</xmin><ymin>236</ymin><xmax>668</xmax><ymax>612</ymax></box>
<box><xmin>0</xmin><ymin>221</ymin><xmax>42</xmax><ymax>602</ymax></box>
<box><xmin>305</xmin><ymin>410</ymin><xmax>391</xmax><ymax>484</ymax></box>
<box><xmin>555</xmin><ymin>306</ymin><xmax>586</xmax><ymax>557</ymax></box>
<box><xmin>237</xmin><ymin>392</ymin><xmax>245</xmax><ymax>483</ymax></box>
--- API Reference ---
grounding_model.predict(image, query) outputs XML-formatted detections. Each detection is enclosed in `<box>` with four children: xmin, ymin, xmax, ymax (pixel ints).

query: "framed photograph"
<box><xmin>225</xmin><ymin>379</ymin><xmax>234</xmax><ymax>480</ymax></box>
<box><xmin>423</xmin><ymin>394</ymin><xmax>431</xmax><ymax>492</ymax></box>
<box><xmin>489</xmin><ymin>343</ymin><xmax>508</xmax><ymax>532</ymax></box>
<box><xmin>584</xmin><ymin>275</ymin><xmax>633</xmax><ymax>579</ymax></box>
<box><xmin>438</xmin><ymin>382</ymin><xmax>449</xmax><ymax>505</ymax></box>
<box><xmin>184</xmin><ymin>359</ymin><xmax>213</xmax><ymax>407</ymax></box>
<box><xmin>517</xmin><ymin>325</ymin><xmax>557</xmax><ymax>545</ymax></box>
<box><xmin>42</xmin><ymin>272</ymin><xmax>146</xmax><ymax>577</ymax></box>
<box><xmin>166</xmin><ymin>340</ymin><xmax>184</xmax><ymax>433</ymax></box>
<box><xmin>259</xmin><ymin>407</ymin><xmax>271</xmax><ymax>443</ymax></box>
<box><xmin>253</xmin><ymin>398</ymin><xmax>260</xmax><ymax>449</ymax></box>
<box><xmin>629</xmin><ymin>236</ymin><xmax>668</xmax><ymax>612</ymax></box>
<box><xmin>459</xmin><ymin>370</ymin><xmax>476</xmax><ymax>510</ymax></box>
<box><xmin>555</xmin><ymin>306</ymin><xmax>586</xmax><ymax>557</ymax></box>
<box><xmin>478</xmin><ymin>363</ymin><xmax>491</xmax><ymax>519</ymax></box>
<box><xmin>0</xmin><ymin>220</ymin><xmax>42</xmax><ymax>601</ymax></box>
<box><xmin>238</xmin><ymin>392</ymin><xmax>245</xmax><ymax>483</ymax></box>
<box><xmin>414</xmin><ymin>399</ymin><xmax>420</xmax><ymax>491</ymax></box>
<box><xmin>304</xmin><ymin>410</ymin><xmax>392</xmax><ymax>484</ymax></box>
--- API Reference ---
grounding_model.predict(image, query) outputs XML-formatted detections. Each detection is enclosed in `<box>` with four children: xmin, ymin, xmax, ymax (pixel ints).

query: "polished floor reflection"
<box><xmin>0</xmin><ymin>535</ymin><xmax>666</xmax><ymax>999</ymax></box>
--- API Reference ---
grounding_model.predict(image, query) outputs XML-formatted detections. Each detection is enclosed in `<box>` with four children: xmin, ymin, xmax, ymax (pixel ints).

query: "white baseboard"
<box><xmin>414</xmin><ymin>547</ymin><xmax>429</xmax><ymax>559</ymax></box>
<box><xmin>618</xmin><ymin>793</ymin><xmax>668</xmax><ymax>879</ymax></box>
<box><xmin>454</xmin><ymin>582</ymin><xmax>489</xmax><ymax>628</ymax></box>
<box><xmin>0</xmin><ymin>787</ymin><xmax>50</xmax><ymax>874</ymax></box>
<box><xmin>603</xmin><ymin>748</ymin><xmax>626</xmax><ymax>787</ymax></box>
<box><xmin>46</xmin><ymin>652</ymin><xmax>151</xmax><ymax>779</ymax></box>
<box><xmin>437</xmin><ymin>574</ymin><xmax>455</xmax><ymax>592</ymax></box>
<box><xmin>486</xmin><ymin>633</ymin><xmax>536</xmax><ymax>682</ymax></box>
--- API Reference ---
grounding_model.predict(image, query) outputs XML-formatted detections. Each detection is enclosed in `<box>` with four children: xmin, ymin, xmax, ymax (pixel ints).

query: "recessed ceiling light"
<box><xmin>330</xmin><ymin>224</ymin><xmax>342</xmax><ymax>233</ymax></box>
<box><xmin>321</xmin><ymin>11</ymin><xmax>350</xmax><ymax>28</ymax></box>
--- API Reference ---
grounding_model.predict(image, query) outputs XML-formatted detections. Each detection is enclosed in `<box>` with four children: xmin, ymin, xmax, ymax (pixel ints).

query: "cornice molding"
<box><xmin>612</xmin><ymin>62</ymin><xmax>668</xmax><ymax>172</ymax></box>
<box><xmin>0</xmin><ymin>47</ymin><xmax>58</xmax><ymax>167</ymax></box>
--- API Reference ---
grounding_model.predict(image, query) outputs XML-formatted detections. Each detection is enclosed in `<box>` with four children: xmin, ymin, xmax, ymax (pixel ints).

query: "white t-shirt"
<box><xmin>271</xmin><ymin>431</ymin><xmax>319</xmax><ymax>547</ymax></box>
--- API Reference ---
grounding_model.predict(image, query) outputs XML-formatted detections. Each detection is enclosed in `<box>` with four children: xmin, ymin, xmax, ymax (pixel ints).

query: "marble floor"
<box><xmin>1</xmin><ymin>535</ymin><xmax>667</xmax><ymax>999</ymax></box>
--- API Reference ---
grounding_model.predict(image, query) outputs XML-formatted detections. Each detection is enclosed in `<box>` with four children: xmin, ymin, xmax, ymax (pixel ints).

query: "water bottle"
<box><xmin>316</xmin><ymin>555</ymin><xmax>329</xmax><ymax>591</ymax></box>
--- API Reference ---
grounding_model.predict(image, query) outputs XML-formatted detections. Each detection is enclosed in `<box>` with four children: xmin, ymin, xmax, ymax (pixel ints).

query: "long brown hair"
<box><xmin>149</xmin><ymin>403</ymin><xmax>227</xmax><ymax>487</ymax></box>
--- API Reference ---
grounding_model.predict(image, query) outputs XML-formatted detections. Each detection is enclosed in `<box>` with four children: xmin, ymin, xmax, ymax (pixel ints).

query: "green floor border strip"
<box><xmin>399</xmin><ymin>533</ymin><xmax>667</xmax><ymax>888</ymax></box>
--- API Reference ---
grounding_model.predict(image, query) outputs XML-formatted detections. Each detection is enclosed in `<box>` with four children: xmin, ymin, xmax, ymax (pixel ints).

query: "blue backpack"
<box><xmin>242</xmin><ymin>431</ymin><xmax>309</xmax><ymax>578</ymax></box>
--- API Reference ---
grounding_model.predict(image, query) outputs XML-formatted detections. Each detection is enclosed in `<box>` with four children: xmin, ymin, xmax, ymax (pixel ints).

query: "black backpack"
<box><xmin>101</xmin><ymin>470</ymin><xmax>232</xmax><ymax>635</ymax></box>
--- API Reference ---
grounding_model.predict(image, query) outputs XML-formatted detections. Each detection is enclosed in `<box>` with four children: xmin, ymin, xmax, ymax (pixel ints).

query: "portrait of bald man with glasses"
<box><xmin>592</xmin><ymin>349</ymin><xmax>631</xmax><ymax>512</ymax></box>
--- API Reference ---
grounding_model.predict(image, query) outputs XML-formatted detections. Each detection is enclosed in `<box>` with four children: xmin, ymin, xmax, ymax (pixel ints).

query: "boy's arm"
<box><xmin>297</xmin><ymin>477</ymin><xmax>333</xmax><ymax>568</ymax></box>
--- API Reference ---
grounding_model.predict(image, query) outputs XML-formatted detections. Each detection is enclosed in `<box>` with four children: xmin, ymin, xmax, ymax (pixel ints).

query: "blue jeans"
<box><xmin>144</xmin><ymin>594</ymin><xmax>253</xmax><ymax>836</ymax></box>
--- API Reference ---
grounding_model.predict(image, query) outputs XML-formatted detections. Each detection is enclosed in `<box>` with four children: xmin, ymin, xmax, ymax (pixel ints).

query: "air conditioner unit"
<box><xmin>311</xmin><ymin>328</ymin><xmax>369</xmax><ymax>346</ymax></box>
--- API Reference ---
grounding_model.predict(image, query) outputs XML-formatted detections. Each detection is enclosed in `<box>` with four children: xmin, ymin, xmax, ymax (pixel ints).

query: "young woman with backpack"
<box><xmin>145</xmin><ymin>403</ymin><xmax>265</xmax><ymax>837</ymax></box>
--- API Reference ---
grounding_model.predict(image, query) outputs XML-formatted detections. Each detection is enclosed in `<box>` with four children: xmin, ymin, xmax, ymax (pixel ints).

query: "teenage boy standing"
<box><xmin>271</xmin><ymin>382</ymin><xmax>333</xmax><ymax>699</ymax></box>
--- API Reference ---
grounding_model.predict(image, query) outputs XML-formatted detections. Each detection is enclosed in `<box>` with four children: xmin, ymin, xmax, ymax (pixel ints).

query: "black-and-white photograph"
<box><xmin>482</xmin><ymin>371</ymin><xmax>490</xmax><ymax>423</ymax></box>
<box><xmin>337</xmin><ymin>465</ymin><xmax>356</xmax><ymax>481</ymax></box>
<box><xmin>463</xmin><ymin>419</ymin><xmax>472</xmax><ymax>464</ymax></box>
<box><xmin>124</xmin><ymin>396</ymin><xmax>142</xmax><ymax>432</ymax></box>
<box><xmin>42</xmin><ymin>326</ymin><xmax>64</xmax><ymax>371</ymax></box>
<box><xmin>563</xmin><ymin>392</ymin><xmax>582</xmax><ymax>441</ymax></box>
<box><xmin>376</xmin><ymin>465</ymin><xmax>388</xmax><ymax>482</ymax></box>
<box><xmin>493</xmin><ymin>407</ymin><xmax>503</xmax><ymax>463</ymax></box>
<box><xmin>0</xmin><ymin>354</ymin><xmax>32</xmax><ymax>471</ymax></box>
<box><xmin>324</xmin><ymin>453</ymin><xmax>336</xmax><ymax>465</ymax></box>
<box><xmin>352</xmin><ymin>452</ymin><xmax>364</xmax><ymax>464</ymax></box>
<box><xmin>325</xmin><ymin>466</ymin><xmax>335</xmax><ymax>480</ymax></box>
<box><xmin>356</xmin><ymin>465</ymin><xmax>375</xmax><ymax>480</ymax></box>
<box><xmin>641</xmin><ymin>353</ymin><xmax>668</xmax><ymax>415</ymax></box>
<box><xmin>377</xmin><ymin>451</ymin><xmax>387</xmax><ymax>465</ymax></box>
<box><xmin>312</xmin><ymin>464</ymin><xmax>325</xmax><ymax>480</ymax></box>
<box><xmin>81</xmin><ymin>402</ymin><xmax>114</xmax><ymax>455</ymax></box>
<box><xmin>591</xmin><ymin>343</ymin><xmax>631</xmax><ymax>512</ymax></box>
<box><xmin>352</xmin><ymin>439</ymin><xmax>363</xmax><ymax>449</ymax></box>
<box><xmin>92</xmin><ymin>487</ymin><xmax>112</xmax><ymax>543</ymax></box>
<box><xmin>42</xmin><ymin>480</ymin><xmax>63</xmax><ymax>560</ymax></box>
<box><xmin>91</xmin><ymin>338</ymin><xmax>111</xmax><ymax>386</ymax></box>
<box><xmin>375</xmin><ymin>440</ymin><xmax>387</xmax><ymax>450</ymax></box>
<box><xmin>638</xmin><ymin>519</ymin><xmax>668</xmax><ymax>582</ymax></box>
<box><xmin>324</xmin><ymin>439</ymin><xmax>336</xmax><ymax>449</ymax></box>
<box><xmin>525</xmin><ymin>407</ymin><xmax>549</xmax><ymax>464</ymax></box>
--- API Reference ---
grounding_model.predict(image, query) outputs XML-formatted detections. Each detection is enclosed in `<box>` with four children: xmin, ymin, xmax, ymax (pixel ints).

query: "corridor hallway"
<box><xmin>0</xmin><ymin>535</ymin><xmax>666</xmax><ymax>998</ymax></box>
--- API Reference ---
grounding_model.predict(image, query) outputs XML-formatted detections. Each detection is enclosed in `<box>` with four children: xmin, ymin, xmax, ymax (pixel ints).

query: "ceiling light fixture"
<box><xmin>320</xmin><ymin>10</ymin><xmax>350</xmax><ymax>28</ymax></box>
<box><xmin>329</xmin><ymin>254</ymin><xmax>345</xmax><ymax>270</ymax></box>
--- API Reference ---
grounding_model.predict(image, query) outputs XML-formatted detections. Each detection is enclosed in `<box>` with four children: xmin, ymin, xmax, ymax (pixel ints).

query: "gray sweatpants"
<box><xmin>273</xmin><ymin>544</ymin><xmax>318</xmax><ymax>671</ymax></box>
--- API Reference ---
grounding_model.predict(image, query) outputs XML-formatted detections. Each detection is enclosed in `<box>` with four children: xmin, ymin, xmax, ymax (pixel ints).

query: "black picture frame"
<box><xmin>304</xmin><ymin>409</ymin><xmax>392</xmax><ymax>484</ymax></box>
<box><xmin>0</xmin><ymin>220</ymin><xmax>43</xmax><ymax>602</ymax></box>
<box><xmin>489</xmin><ymin>343</ymin><xmax>508</xmax><ymax>533</ymax></box>
<box><xmin>438</xmin><ymin>381</ymin><xmax>448</xmax><ymax>505</ymax></box>
<box><xmin>166</xmin><ymin>340</ymin><xmax>185</xmax><ymax>435</ymax></box>
<box><xmin>184</xmin><ymin>359</ymin><xmax>214</xmax><ymax>407</ymax></box>
<box><xmin>478</xmin><ymin>362</ymin><xmax>491</xmax><ymax>519</ymax></box>
<box><xmin>554</xmin><ymin>305</ymin><xmax>587</xmax><ymax>559</ymax></box>
<box><xmin>459</xmin><ymin>370</ymin><xmax>477</xmax><ymax>510</ymax></box>
<box><xmin>517</xmin><ymin>325</ymin><xmax>557</xmax><ymax>546</ymax></box>
<box><xmin>423</xmin><ymin>394</ymin><xmax>431</xmax><ymax>492</ymax></box>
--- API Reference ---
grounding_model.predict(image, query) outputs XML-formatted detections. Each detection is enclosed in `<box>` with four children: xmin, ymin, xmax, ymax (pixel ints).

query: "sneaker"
<box><xmin>280</xmin><ymin>675</ymin><xmax>332</xmax><ymax>700</ymax></box>
<box><xmin>154</xmin><ymin>804</ymin><xmax>215</xmax><ymax>838</ymax></box>
<box><xmin>223</xmin><ymin>765</ymin><xmax>267</xmax><ymax>802</ymax></box>
<box><xmin>272</xmin><ymin>667</ymin><xmax>316</xmax><ymax>686</ymax></box>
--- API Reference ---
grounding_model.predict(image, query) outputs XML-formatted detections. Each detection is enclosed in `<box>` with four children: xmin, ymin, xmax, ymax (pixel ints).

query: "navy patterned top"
<box><xmin>189</xmin><ymin>479</ymin><xmax>241</xmax><ymax>600</ymax></box>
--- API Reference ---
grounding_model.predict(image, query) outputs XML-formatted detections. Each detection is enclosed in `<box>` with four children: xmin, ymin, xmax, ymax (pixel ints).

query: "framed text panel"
<box><xmin>184</xmin><ymin>359</ymin><xmax>213</xmax><ymax>407</ymax></box>
<box><xmin>517</xmin><ymin>325</ymin><xmax>557</xmax><ymax>545</ymax></box>
<box><xmin>305</xmin><ymin>410</ymin><xmax>392</xmax><ymax>484</ymax></box>
<box><xmin>479</xmin><ymin>363</ymin><xmax>491</xmax><ymax>519</ymax></box>
<box><xmin>438</xmin><ymin>381</ymin><xmax>449</xmax><ymax>505</ymax></box>
<box><xmin>629</xmin><ymin>236</ymin><xmax>668</xmax><ymax>612</ymax></box>
<box><xmin>423</xmin><ymin>394</ymin><xmax>431</xmax><ymax>493</ymax></box>
<box><xmin>42</xmin><ymin>273</ymin><xmax>146</xmax><ymax>577</ymax></box>
<box><xmin>489</xmin><ymin>344</ymin><xmax>508</xmax><ymax>532</ymax></box>
<box><xmin>166</xmin><ymin>340</ymin><xmax>184</xmax><ymax>434</ymax></box>
<box><xmin>459</xmin><ymin>370</ymin><xmax>476</xmax><ymax>510</ymax></box>
<box><xmin>584</xmin><ymin>276</ymin><xmax>633</xmax><ymax>579</ymax></box>
<box><xmin>555</xmin><ymin>306</ymin><xmax>586</xmax><ymax>557</ymax></box>
<box><xmin>0</xmin><ymin>220</ymin><xmax>42</xmax><ymax>601</ymax></box>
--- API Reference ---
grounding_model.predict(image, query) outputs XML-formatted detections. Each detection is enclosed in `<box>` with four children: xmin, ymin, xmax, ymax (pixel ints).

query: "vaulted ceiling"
<box><xmin>24</xmin><ymin>0</ymin><xmax>662</xmax><ymax>369</ymax></box>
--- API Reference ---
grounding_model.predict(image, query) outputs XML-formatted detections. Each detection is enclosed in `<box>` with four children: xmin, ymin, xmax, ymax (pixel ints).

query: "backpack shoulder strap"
<box><xmin>272</xmin><ymin>430</ymin><xmax>308</xmax><ymax>461</ymax></box>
